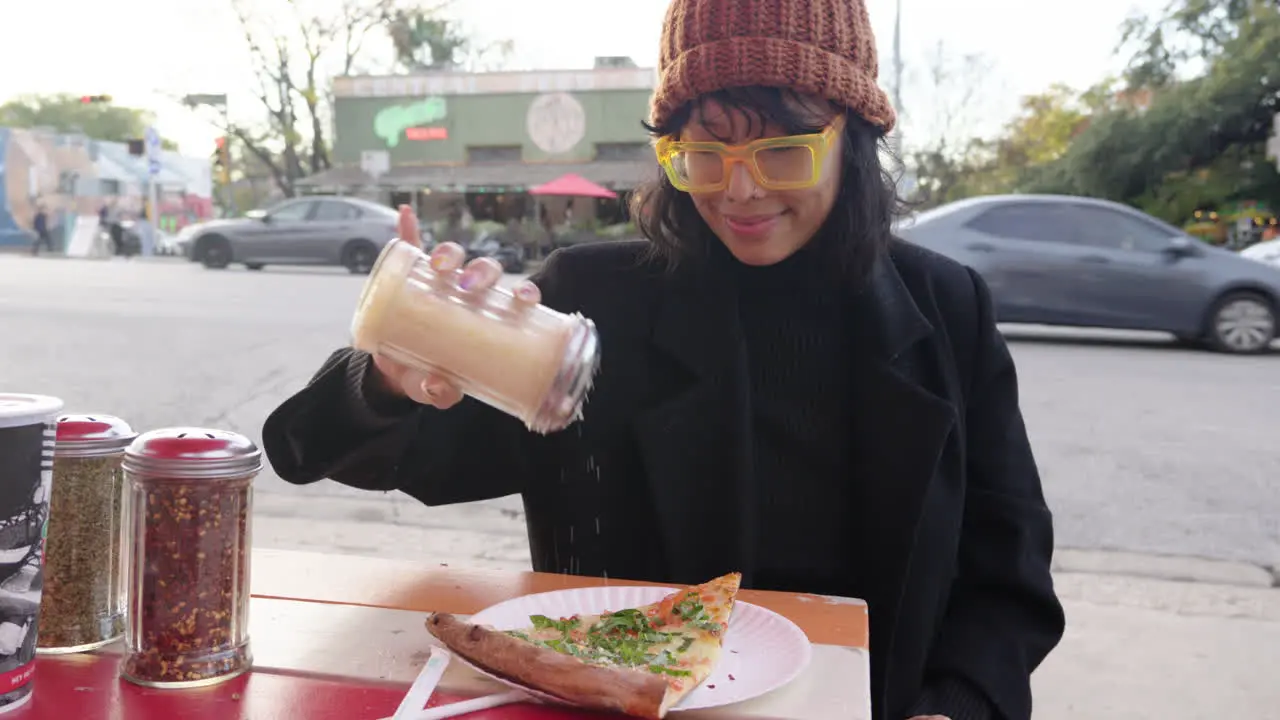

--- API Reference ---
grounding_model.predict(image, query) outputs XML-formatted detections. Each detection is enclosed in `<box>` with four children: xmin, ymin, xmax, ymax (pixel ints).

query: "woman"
<box><xmin>262</xmin><ymin>1</ymin><xmax>1064</xmax><ymax>718</ymax></box>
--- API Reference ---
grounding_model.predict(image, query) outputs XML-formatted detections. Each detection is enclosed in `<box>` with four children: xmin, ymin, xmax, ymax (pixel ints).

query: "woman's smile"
<box><xmin>722</xmin><ymin>212</ymin><xmax>784</xmax><ymax>238</ymax></box>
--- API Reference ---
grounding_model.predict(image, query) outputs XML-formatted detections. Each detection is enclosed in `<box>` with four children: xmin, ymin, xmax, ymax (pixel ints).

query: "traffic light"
<box><xmin>127</xmin><ymin>139</ymin><xmax>145</xmax><ymax>156</ymax></box>
<box><xmin>80</xmin><ymin>95</ymin><xmax>112</xmax><ymax>104</ymax></box>
<box><xmin>212</xmin><ymin>137</ymin><xmax>231</xmax><ymax>184</ymax></box>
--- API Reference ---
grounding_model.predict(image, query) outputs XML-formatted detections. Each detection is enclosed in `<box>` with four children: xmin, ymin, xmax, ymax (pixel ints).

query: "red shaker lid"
<box><xmin>55</xmin><ymin>414</ymin><xmax>137</xmax><ymax>456</ymax></box>
<box><xmin>123</xmin><ymin>427</ymin><xmax>262</xmax><ymax>480</ymax></box>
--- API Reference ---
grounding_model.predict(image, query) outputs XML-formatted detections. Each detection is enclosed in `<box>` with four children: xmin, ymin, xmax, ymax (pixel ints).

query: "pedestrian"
<box><xmin>108</xmin><ymin>213</ymin><xmax>124</xmax><ymax>257</ymax></box>
<box><xmin>30</xmin><ymin>206</ymin><xmax>52</xmax><ymax>256</ymax></box>
<box><xmin>262</xmin><ymin>0</ymin><xmax>1064</xmax><ymax>718</ymax></box>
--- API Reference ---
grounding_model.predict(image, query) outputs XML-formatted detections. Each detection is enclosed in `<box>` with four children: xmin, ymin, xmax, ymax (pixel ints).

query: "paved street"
<box><xmin>2</xmin><ymin>255</ymin><xmax>1278</xmax><ymax>574</ymax></box>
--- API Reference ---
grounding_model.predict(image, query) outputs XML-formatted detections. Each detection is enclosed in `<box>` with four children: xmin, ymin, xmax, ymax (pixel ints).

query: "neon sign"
<box><xmin>406</xmin><ymin>127</ymin><xmax>448</xmax><ymax>141</ymax></box>
<box><xmin>374</xmin><ymin>97</ymin><xmax>448</xmax><ymax>148</ymax></box>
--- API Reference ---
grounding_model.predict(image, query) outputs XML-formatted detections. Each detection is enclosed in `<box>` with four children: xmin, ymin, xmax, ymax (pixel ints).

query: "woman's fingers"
<box><xmin>457</xmin><ymin>257</ymin><xmax>505</xmax><ymax>292</ymax></box>
<box><xmin>400</xmin><ymin>371</ymin><xmax>464</xmax><ymax>409</ymax></box>
<box><xmin>428</xmin><ymin>242</ymin><xmax>466</xmax><ymax>273</ymax></box>
<box><xmin>397</xmin><ymin>205</ymin><xmax>422</xmax><ymax>248</ymax></box>
<box><xmin>512</xmin><ymin>280</ymin><xmax>541</xmax><ymax>305</ymax></box>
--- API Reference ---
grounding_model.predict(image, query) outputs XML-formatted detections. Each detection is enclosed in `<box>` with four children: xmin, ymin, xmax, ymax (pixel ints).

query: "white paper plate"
<box><xmin>462</xmin><ymin>584</ymin><xmax>812</xmax><ymax>712</ymax></box>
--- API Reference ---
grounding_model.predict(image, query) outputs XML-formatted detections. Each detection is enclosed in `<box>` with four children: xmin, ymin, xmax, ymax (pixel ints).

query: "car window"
<box><xmin>268</xmin><ymin>201</ymin><xmax>314</xmax><ymax>222</ymax></box>
<box><xmin>312</xmin><ymin>200</ymin><xmax>362</xmax><ymax>222</ymax></box>
<box><xmin>964</xmin><ymin>203</ymin><xmax>1076</xmax><ymax>245</ymax></box>
<box><xmin>1068</xmin><ymin>205</ymin><xmax>1175</xmax><ymax>252</ymax></box>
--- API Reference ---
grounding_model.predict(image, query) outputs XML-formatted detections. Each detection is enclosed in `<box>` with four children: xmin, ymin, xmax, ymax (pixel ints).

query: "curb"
<box><xmin>1053</xmin><ymin>548</ymin><xmax>1277</xmax><ymax>588</ymax></box>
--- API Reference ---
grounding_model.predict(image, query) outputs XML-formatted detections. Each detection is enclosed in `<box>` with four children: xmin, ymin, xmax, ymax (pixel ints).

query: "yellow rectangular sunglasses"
<box><xmin>654</xmin><ymin>116</ymin><xmax>845</xmax><ymax>193</ymax></box>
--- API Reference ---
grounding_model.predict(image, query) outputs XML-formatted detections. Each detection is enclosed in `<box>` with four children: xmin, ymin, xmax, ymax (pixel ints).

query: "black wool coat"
<box><xmin>262</xmin><ymin>238</ymin><xmax>1065</xmax><ymax>720</ymax></box>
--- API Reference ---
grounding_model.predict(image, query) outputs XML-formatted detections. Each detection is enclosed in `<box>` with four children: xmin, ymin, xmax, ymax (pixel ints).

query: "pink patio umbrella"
<box><xmin>529</xmin><ymin>173</ymin><xmax>618</xmax><ymax>199</ymax></box>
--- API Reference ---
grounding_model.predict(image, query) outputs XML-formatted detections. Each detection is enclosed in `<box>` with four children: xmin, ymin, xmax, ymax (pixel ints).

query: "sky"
<box><xmin>0</xmin><ymin>0</ymin><xmax>1168</xmax><ymax>156</ymax></box>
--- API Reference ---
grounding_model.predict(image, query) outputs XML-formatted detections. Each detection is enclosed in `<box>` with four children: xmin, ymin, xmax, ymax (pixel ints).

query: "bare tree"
<box><xmin>913</xmin><ymin>40</ymin><xmax>993</xmax><ymax>159</ymax></box>
<box><xmin>903</xmin><ymin>41</ymin><xmax>994</xmax><ymax>207</ymax></box>
<box><xmin>221</xmin><ymin>0</ymin><xmax>402</xmax><ymax>197</ymax></box>
<box><xmin>179</xmin><ymin>0</ymin><xmax>511</xmax><ymax>199</ymax></box>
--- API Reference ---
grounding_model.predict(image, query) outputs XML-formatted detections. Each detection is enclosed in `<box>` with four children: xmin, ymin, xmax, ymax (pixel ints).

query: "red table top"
<box><xmin>15</xmin><ymin>654</ymin><xmax>603</xmax><ymax>720</ymax></box>
<box><xmin>4</xmin><ymin>551</ymin><xmax>870</xmax><ymax>719</ymax></box>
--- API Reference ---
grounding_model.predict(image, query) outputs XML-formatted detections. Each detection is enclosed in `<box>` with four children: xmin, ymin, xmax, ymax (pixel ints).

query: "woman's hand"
<box><xmin>368</xmin><ymin>205</ymin><xmax>542</xmax><ymax>408</ymax></box>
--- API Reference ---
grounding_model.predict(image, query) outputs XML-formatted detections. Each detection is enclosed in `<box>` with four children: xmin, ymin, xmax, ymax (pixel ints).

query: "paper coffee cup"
<box><xmin>0</xmin><ymin>394</ymin><xmax>64</xmax><ymax>712</ymax></box>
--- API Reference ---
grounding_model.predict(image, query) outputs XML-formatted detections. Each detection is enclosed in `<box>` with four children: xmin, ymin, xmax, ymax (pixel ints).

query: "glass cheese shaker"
<box><xmin>38</xmin><ymin>414</ymin><xmax>136</xmax><ymax>654</ymax></box>
<box><xmin>120</xmin><ymin>428</ymin><xmax>259</xmax><ymax>688</ymax></box>
<box><xmin>350</xmin><ymin>239</ymin><xmax>600</xmax><ymax>434</ymax></box>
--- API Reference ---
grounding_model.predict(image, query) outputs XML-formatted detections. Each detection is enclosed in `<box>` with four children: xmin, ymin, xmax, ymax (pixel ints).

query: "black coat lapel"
<box><xmin>845</xmin><ymin>254</ymin><xmax>957</xmax><ymax>664</ymax></box>
<box><xmin>633</xmin><ymin>265</ymin><xmax>756</xmax><ymax>585</ymax></box>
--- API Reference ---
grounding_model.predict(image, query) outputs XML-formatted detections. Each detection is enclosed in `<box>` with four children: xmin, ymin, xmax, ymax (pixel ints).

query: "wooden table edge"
<box><xmin>249</xmin><ymin>548</ymin><xmax>869</xmax><ymax>649</ymax></box>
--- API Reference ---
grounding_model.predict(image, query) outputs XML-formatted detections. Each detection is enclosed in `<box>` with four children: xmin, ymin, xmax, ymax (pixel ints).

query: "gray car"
<box><xmin>896</xmin><ymin>194</ymin><xmax>1280</xmax><ymax>353</ymax></box>
<box><xmin>183</xmin><ymin>196</ymin><xmax>399</xmax><ymax>273</ymax></box>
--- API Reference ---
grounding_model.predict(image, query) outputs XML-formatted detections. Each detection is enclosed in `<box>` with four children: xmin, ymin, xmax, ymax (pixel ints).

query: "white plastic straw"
<box><xmin>401</xmin><ymin>690</ymin><xmax>528</xmax><ymax>719</ymax></box>
<box><xmin>390</xmin><ymin>646</ymin><xmax>451</xmax><ymax>720</ymax></box>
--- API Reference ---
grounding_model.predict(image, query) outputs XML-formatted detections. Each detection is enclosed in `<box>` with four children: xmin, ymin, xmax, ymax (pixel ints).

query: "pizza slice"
<box><xmin>426</xmin><ymin>572</ymin><xmax>742</xmax><ymax>719</ymax></box>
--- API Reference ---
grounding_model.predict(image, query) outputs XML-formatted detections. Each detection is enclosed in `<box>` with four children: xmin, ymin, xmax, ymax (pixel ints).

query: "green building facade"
<box><xmin>301</xmin><ymin>64</ymin><xmax>659</xmax><ymax>196</ymax></box>
<box><xmin>333</xmin><ymin>89</ymin><xmax>652</xmax><ymax>166</ymax></box>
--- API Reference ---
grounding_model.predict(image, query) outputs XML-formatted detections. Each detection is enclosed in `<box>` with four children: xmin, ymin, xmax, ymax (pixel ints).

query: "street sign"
<box><xmin>361</xmin><ymin>150</ymin><xmax>390</xmax><ymax>180</ymax></box>
<box><xmin>144</xmin><ymin>126</ymin><xmax>162</xmax><ymax>177</ymax></box>
<box><xmin>182</xmin><ymin>94</ymin><xmax>228</xmax><ymax>108</ymax></box>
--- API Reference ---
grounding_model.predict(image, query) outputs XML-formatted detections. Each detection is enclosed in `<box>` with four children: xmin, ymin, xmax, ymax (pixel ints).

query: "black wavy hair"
<box><xmin>631</xmin><ymin>86</ymin><xmax>905</xmax><ymax>284</ymax></box>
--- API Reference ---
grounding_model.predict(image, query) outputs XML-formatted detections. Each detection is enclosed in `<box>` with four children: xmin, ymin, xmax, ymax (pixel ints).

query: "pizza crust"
<box><xmin>426</xmin><ymin>612</ymin><xmax>672</xmax><ymax>719</ymax></box>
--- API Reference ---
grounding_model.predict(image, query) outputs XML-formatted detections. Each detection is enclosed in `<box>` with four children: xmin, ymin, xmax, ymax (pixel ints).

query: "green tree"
<box><xmin>1037</xmin><ymin>0</ymin><xmax>1280</xmax><ymax>222</ymax></box>
<box><xmin>949</xmin><ymin>83</ymin><xmax>1096</xmax><ymax>198</ymax></box>
<box><xmin>0</xmin><ymin>94</ymin><xmax>177</xmax><ymax>148</ymax></box>
<box><xmin>386</xmin><ymin>8</ymin><xmax>513</xmax><ymax>72</ymax></box>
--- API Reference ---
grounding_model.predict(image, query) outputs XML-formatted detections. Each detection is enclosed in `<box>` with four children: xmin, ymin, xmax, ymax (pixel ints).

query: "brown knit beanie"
<box><xmin>650</xmin><ymin>0</ymin><xmax>896</xmax><ymax>133</ymax></box>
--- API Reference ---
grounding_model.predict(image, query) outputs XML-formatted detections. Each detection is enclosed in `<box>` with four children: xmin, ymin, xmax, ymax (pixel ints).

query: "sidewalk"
<box><xmin>251</xmin><ymin>492</ymin><xmax>1279</xmax><ymax>718</ymax></box>
<box><xmin>1038</xmin><ymin>572</ymin><xmax>1280</xmax><ymax>718</ymax></box>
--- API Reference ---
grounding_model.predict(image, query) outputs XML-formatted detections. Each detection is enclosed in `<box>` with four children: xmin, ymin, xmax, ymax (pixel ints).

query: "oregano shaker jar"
<box><xmin>120</xmin><ymin>428</ymin><xmax>259</xmax><ymax>688</ymax></box>
<box><xmin>350</xmin><ymin>239</ymin><xmax>600</xmax><ymax>433</ymax></box>
<box><xmin>38</xmin><ymin>414</ymin><xmax>136</xmax><ymax>654</ymax></box>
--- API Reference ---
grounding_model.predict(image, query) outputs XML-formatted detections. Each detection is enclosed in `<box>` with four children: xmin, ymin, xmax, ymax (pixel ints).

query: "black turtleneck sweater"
<box><xmin>718</xmin><ymin>242</ymin><xmax>857</xmax><ymax>597</ymax></box>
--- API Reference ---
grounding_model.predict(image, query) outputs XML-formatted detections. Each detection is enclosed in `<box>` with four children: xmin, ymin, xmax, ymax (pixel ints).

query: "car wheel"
<box><xmin>199</xmin><ymin>236</ymin><xmax>232</xmax><ymax>270</ymax></box>
<box><xmin>1206</xmin><ymin>291</ymin><xmax>1276</xmax><ymax>353</ymax></box>
<box><xmin>245</xmin><ymin>263</ymin><xmax>265</xmax><ymax>271</ymax></box>
<box><xmin>342</xmin><ymin>240</ymin><xmax>377</xmax><ymax>274</ymax></box>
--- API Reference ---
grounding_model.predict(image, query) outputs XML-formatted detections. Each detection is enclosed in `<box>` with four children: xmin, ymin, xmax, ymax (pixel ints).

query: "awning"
<box><xmin>94</xmin><ymin>153</ymin><xmax>138</xmax><ymax>184</ymax></box>
<box><xmin>96</xmin><ymin>144</ymin><xmax>191</xmax><ymax>190</ymax></box>
<box><xmin>296</xmin><ymin>159</ymin><xmax>658</xmax><ymax>191</ymax></box>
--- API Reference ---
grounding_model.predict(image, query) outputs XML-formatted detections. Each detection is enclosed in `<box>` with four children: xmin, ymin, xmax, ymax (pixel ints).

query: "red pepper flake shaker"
<box><xmin>120</xmin><ymin>427</ymin><xmax>260</xmax><ymax>688</ymax></box>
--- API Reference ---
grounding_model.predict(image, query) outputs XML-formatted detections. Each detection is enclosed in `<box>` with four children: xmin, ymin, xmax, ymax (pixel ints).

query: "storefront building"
<box><xmin>0</xmin><ymin>127</ymin><xmax>214</xmax><ymax>249</ymax></box>
<box><xmin>300</xmin><ymin>60</ymin><xmax>658</xmax><ymax>228</ymax></box>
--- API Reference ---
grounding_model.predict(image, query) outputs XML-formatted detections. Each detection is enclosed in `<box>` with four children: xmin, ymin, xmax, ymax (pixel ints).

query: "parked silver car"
<box><xmin>182</xmin><ymin>196</ymin><xmax>399</xmax><ymax>273</ymax></box>
<box><xmin>897</xmin><ymin>194</ymin><xmax>1280</xmax><ymax>353</ymax></box>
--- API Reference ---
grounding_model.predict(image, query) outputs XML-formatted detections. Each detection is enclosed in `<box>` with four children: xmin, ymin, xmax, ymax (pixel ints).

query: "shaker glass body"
<box><xmin>350</xmin><ymin>240</ymin><xmax>599</xmax><ymax>433</ymax></box>
<box><xmin>121</xmin><ymin>428</ymin><xmax>258</xmax><ymax>688</ymax></box>
<box><xmin>39</xmin><ymin>414</ymin><xmax>136</xmax><ymax>654</ymax></box>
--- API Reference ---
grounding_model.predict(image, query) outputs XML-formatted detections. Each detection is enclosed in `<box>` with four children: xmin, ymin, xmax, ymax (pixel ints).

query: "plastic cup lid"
<box><xmin>0</xmin><ymin>394</ymin><xmax>65</xmax><ymax>429</ymax></box>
